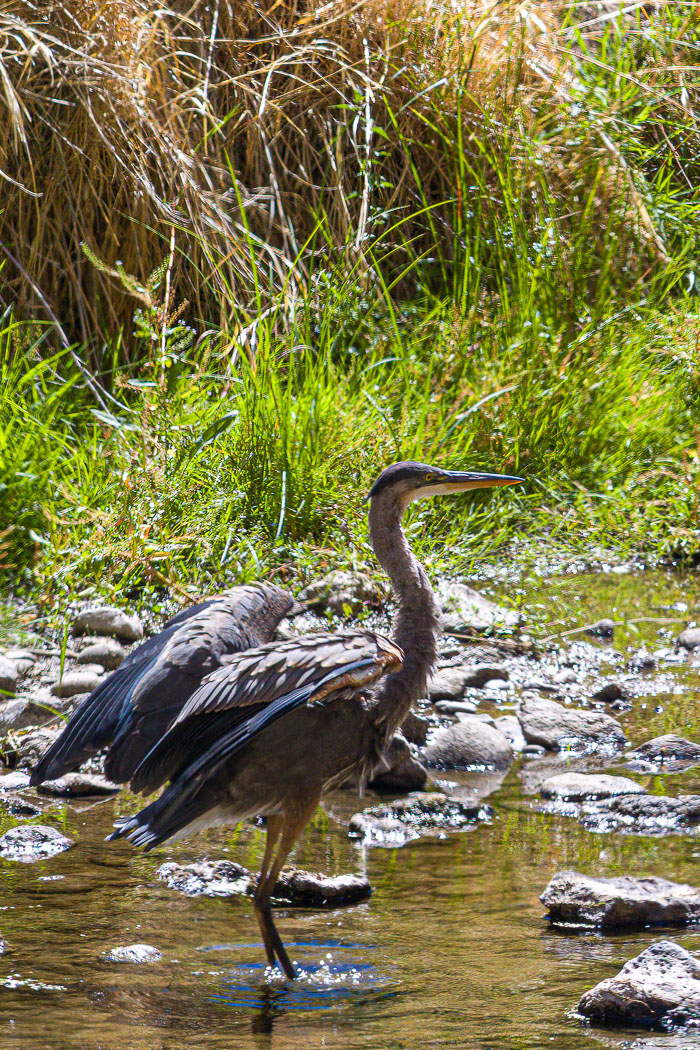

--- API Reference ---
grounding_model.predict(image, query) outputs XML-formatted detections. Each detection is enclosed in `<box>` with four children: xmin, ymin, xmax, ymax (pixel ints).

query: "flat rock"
<box><xmin>400</xmin><ymin>711</ymin><xmax>430</xmax><ymax>746</ymax></box>
<box><xmin>542</xmin><ymin>871</ymin><xmax>700</xmax><ymax>928</ymax></box>
<box><xmin>495</xmin><ymin>715</ymin><xmax>527</xmax><ymax>752</ymax></box>
<box><xmin>577</xmin><ymin>940</ymin><xmax>700</xmax><ymax>1028</ymax></box>
<box><xmin>540</xmin><ymin>773</ymin><xmax>644</xmax><ymax>801</ymax></box>
<box><xmin>434</xmin><ymin>700</ymin><xmax>477</xmax><ymax>716</ymax></box>
<box><xmin>37</xmin><ymin>773</ymin><xmax>119</xmax><ymax>798</ymax></box>
<box><xmin>628</xmin><ymin>735</ymin><xmax>700</xmax><ymax>772</ymax></box>
<box><xmin>678</xmin><ymin>626</ymin><xmax>700</xmax><ymax>650</ymax></box>
<box><xmin>156</xmin><ymin>860</ymin><xmax>370</xmax><ymax>906</ymax></box>
<box><xmin>76</xmin><ymin>638</ymin><xmax>126</xmax><ymax>670</ymax></box>
<box><xmin>349</xmin><ymin>792</ymin><xmax>492</xmax><ymax>847</ymax></box>
<box><xmin>518</xmin><ymin>694</ymin><xmax>626</xmax><ymax>753</ymax></box>
<box><xmin>423</xmin><ymin>716</ymin><xmax>513</xmax><ymax>770</ymax></box>
<box><xmin>0</xmin><ymin>771</ymin><xmax>31</xmax><ymax>791</ymax></box>
<box><xmin>0</xmin><ymin>824</ymin><xmax>73</xmax><ymax>862</ymax></box>
<box><xmin>73</xmin><ymin>606</ymin><xmax>143</xmax><ymax>642</ymax></box>
<box><xmin>581</xmin><ymin>794</ymin><xmax>700</xmax><ymax>836</ymax></box>
<box><xmin>436</xmin><ymin>581</ymin><xmax>519</xmax><ymax>634</ymax></box>
<box><xmin>50</xmin><ymin>670</ymin><xmax>102</xmax><ymax>698</ymax></box>
<box><xmin>369</xmin><ymin>733</ymin><xmax>427</xmax><ymax>792</ymax></box>
<box><xmin>298</xmin><ymin>571</ymin><xmax>381</xmax><ymax>617</ymax></box>
<box><xmin>0</xmin><ymin>657</ymin><xmax>17</xmax><ymax>698</ymax></box>
<box><xmin>106</xmin><ymin>944</ymin><xmax>162</xmax><ymax>963</ymax></box>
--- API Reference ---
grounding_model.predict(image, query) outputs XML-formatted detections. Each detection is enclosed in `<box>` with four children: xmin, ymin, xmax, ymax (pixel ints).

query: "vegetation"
<box><xmin>1</xmin><ymin>0</ymin><xmax>700</xmax><ymax>609</ymax></box>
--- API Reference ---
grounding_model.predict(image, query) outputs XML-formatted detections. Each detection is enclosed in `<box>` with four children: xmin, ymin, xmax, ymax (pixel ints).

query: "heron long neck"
<box><xmin>368</xmin><ymin>496</ymin><xmax>441</xmax><ymax>747</ymax></box>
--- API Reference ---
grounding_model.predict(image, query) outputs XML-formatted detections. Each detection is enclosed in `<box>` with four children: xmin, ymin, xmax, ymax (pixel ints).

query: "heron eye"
<box><xmin>424</xmin><ymin>472</ymin><xmax>435</xmax><ymax>482</ymax></box>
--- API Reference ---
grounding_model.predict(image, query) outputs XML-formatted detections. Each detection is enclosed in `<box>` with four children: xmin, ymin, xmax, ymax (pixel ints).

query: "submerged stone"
<box><xmin>580</xmin><ymin>794</ymin><xmax>700</xmax><ymax>836</ymax></box>
<box><xmin>106</xmin><ymin>944</ymin><xmax>162</xmax><ymax>963</ymax></box>
<box><xmin>542</xmin><ymin>871</ymin><xmax>700</xmax><ymax>928</ymax></box>
<box><xmin>627</xmin><ymin>735</ymin><xmax>700</xmax><ymax>772</ymax></box>
<box><xmin>349</xmin><ymin>791</ymin><xmax>492</xmax><ymax>848</ymax></box>
<box><xmin>577</xmin><ymin>940</ymin><xmax>700</xmax><ymax>1029</ymax></box>
<box><xmin>0</xmin><ymin>824</ymin><xmax>73</xmax><ymax>862</ymax></box>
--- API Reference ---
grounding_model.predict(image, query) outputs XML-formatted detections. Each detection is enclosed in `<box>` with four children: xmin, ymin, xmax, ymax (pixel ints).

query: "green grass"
<box><xmin>2</xmin><ymin>4</ymin><xmax>700</xmax><ymax>613</ymax></box>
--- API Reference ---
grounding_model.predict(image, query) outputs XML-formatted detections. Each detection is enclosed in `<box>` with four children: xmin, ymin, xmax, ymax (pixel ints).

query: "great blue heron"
<box><xmin>32</xmin><ymin>461</ymin><xmax>521</xmax><ymax>979</ymax></box>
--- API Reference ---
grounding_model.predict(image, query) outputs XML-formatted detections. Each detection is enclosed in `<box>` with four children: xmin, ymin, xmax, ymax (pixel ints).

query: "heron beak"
<box><xmin>432</xmin><ymin>470</ymin><xmax>524</xmax><ymax>493</ymax></box>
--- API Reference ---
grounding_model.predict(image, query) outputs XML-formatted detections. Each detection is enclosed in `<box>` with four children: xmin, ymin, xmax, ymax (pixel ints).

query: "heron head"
<box><xmin>367</xmin><ymin>461</ymin><xmax>523</xmax><ymax>511</ymax></box>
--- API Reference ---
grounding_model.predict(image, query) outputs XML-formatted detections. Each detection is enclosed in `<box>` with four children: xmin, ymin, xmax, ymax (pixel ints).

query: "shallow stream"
<box><xmin>2</xmin><ymin>568</ymin><xmax>700</xmax><ymax>1049</ymax></box>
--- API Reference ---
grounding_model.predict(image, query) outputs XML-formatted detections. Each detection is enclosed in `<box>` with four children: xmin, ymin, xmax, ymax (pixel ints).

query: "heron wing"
<box><xmin>30</xmin><ymin>583</ymin><xmax>293</xmax><ymax>786</ymax></box>
<box><xmin>128</xmin><ymin>630</ymin><xmax>403</xmax><ymax>797</ymax></box>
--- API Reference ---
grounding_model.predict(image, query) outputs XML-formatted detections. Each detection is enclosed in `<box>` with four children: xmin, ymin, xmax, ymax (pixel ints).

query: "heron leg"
<box><xmin>253</xmin><ymin>815</ymin><xmax>284</xmax><ymax>969</ymax></box>
<box><xmin>253</xmin><ymin>795</ymin><xmax>320</xmax><ymax>981</ymax></box>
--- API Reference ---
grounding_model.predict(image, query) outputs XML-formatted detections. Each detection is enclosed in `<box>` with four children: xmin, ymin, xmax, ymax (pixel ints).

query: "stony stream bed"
<box><xmin>1</xmin><ymin>567</ymin><xmax>700</xmax><ymax>1048</ymax></box>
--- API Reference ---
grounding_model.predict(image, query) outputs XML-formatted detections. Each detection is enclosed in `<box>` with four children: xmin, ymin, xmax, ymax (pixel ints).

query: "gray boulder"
<box><xmin>436</xmin><ymin>581</ymin><xmax>519</xmax><ymax>634</ymax></box>
<box><xmin>369</xmin><ymin>734</ymin><xmax>427</xmax><ymax>792</ymax></box>
<box><xmin>423</xmin><ymin>715</ymin><xmax>513</xmax><ymax>770</ymax></box>
<box><xmin>628</xmin><ymin>735</ymin><xmax>700</xmax><ymax>772</ymax></box>
<box><xmin>106</xmin><ymin>944</ymin><xmax>162</xmax><ymax>963</ymax></box>
<box><xmin>495</xmin><ymin>715</ymin><xmax>527</xmax><ymax>752</ymax></box>
<box><xmin>0</xmin><ymin>657</ymin><xmax>17</xmax><ymax>698</ymax></box>
<box><xmin>50</xmin><ymin>670</ymin><xmax>102</xmax><ymax>698</ymax></box>
<box><xmin>73</xmin><ymin>605</ymin><xmax>143</xmax><ymax>642</ymax></box>
<box><xmin>540</xmin><ymin>773</ymin><xmax>643</xmax><ymax>801</ymax></box>
<box><xmin>298</xmin><ymin>571</ymin><xmax>381</xmax><ymax>617</ymax></box>
<box><xmin>518</xmin><ymin>694</ymin><xmax>626</xmax><ymax>753</ymax></box>
<box><xmin>76</xmin><ymin>638</ymin><xmax>126</xmax><ymax>670</ymax></box>
<box><xmin>37</xmin><ymin>773</ymin><xmax>119</xmax><ymax>798</ymax></box>
<box><xmin>542</xmin><ymin>871</ymin><xmax>700</xmax><ymax>928</ymax></box>
<box><xmin>349</xmin><ymin>792</ymin><xmax>492</xmax><ymax>847</ymax></box>
<box><xmin>0</xmin><ymin>824</ymin><xmax>73</xmax><ymax>862</ymax></box>
<box><xmin>427</xmin><ymin>666</ymin><xmax>471</xmax><ymax>701</ymax></box>
<box><xmin>678</xmin><ymin>626</ymin><xmax>700</xmax><ymax>650</ymax></box>
<box><xmin>577</xmin><ymin>940</ymin><xmax>700</xmax><ymax>1028</ymax></box>
<box><xmin>581</xmin><ymin>794</ymin><xmax>700</xmax><ymax>836</ymax></box>
<box><xmin>157</xmin><ymin>859</ymin><xmax>370</xmax><ymax>906</ymax></box>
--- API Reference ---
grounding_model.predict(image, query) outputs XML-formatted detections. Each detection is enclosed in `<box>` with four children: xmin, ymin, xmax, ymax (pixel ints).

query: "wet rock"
<box><xmin>581</xmin><ymin>794</ymin><xmax>700</xmax><ymax>836</ymax></box>
<box><xmin>678</xmin><ymin>626</ymin><xmax>700</xmax><ymax>651</ymax></box>
<box><xmin>50</xmin><ymin>670</ymin><xmax>102</xmax><ymax>698</ymax></box>
<box><xmin>349</xmin><ymin>792</ymin><xmax>492</xmax><ymax>847</ymax></box>
<box><xmin>37</xmin><ymin>773</ymin><xmax>119</xmax><ymax>798</ymax></box>
<box><xmin>518</xmin><ymin>694</ymin><xmax>626</xmax><ymax>753</ymax></box>
<box><xmin>76</xmin><ymin>638</ymin><xmax>126</xmax><ymax>670</ymax></box>
<box><xmin>592</xmin><ymin>682</ymin><xmax>628</xmax><ymax>703</ymax></box>
<box><xmin>0</xmin><ymin>657</ymin><xmax>17</xmax><ymax>698</ymax></box>
<box><xmin>423</xmin><ymin>716</ymin><xmax>513</xmax><ymax>770</ymax></box>
<box><xmin>369</xmin><ymin>733</ymin><xmax>428</xmax><ymax>792</ymax></box>
<box><xmin>0</xmin><ymin>824</ymin><xmax>73</xmax><ymax>862</ymax></box>
<box><xmin>73</xmin><ymin>605</ymin><xmax>143</xmax><ymax>642</ymax></box>
<box><xmin>542</xmin><ymin>871</ymin><xmax>700</xmax><ymax>929</ymax></box>
<box><xmin>0</xmin><ymin>932</ymin><xmax>5</xmax><ymax>955</ymax></box>
<box><xmin>522</xmin><ymin>744</ymin><xmax>546</xmax><ymax>758</ymax></box>
<box><xmin>157</xmin><ymin>859</ymin><xmax>370</xmax><ymax>906</ymax></box>
<box><xmin>627</xmin><ymin>735</ymin><xmax>700</xmax><ymax>772</ymax></box>
<box><xmin>577</xmin><ymin>940</ymin><xmax>700</xmax><ymax>1029</ymax></box>
<box><xmin>0</xmin><ymin>771</ymin><xmax>31</xmax><ymax>791</ymax></box>
<box><xmin>8</xmin><ymin>726</ymin><xmax>62</xmax><ymax>770</ymax></box>
<box><xmin>427</xmin><ymin>666</ymin><xmax>471</xmax><ymax>701</ymax></box>
<box><xmin>434</xmin><ymin>700</ymin><xmax>477</xmax><ymax>716</ymax></box>
<box><xmin>495</xmin><ymin>715</ymin><xmax>527</xmax><ymax>752</ymax></box>
<box><xmin>436</xmin><ymin>581</ymin><xmax>519</xmax><ymax>634</ymax></box>
<box><xmin>0</xmin><ymin>796</ymin><xmax>42</xmax><ymax>818</ymax></box>
<box><xmin>298</xmin><ymin>571</ymin><xmax>381</xmax><ymax>618</ymax></box>
<box><xmin>586</xmin><ymin>619</ymin><xmax>615</xmax><ymax>638</ymax></box>
<box><xmin>540</xmin><ymin>773</ymin><xmax>644</xmax><ymax>801</ymax></box>
<box><xmin>106</xmin><ymin>944</ymin><xmax>162</xmax><ymax>963</ymax></box>
<box><xmin>157</xmin><ymin>859</ymin><xmax>250</xmax><ymax>897</ymax></box>
<box><xmin>400</xmin><ymin>711</ymin><xmax>430</xmax><ymax>747</ymax></box>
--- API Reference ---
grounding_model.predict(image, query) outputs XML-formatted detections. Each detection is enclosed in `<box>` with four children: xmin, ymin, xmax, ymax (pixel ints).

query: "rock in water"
<box><xmin>494</xmin><ymin>715</ymin><xmax>527</xmax><ymax>752</ymax></box>
<box><xmin>539</xmin><ymin>773</ymin><xmax>644</xmax><ymax>801</ymax></box>
<box><xmin>37</xmin><ymin>773</ymin><xmax>119</xmax><ymax>798</ymax></box>
<box><xmin>436</xmin><ymin>581</ymin><xmax>519</xmax><ymax>633</ymax></box>
<box><xmin>678</xmin><ymin>626</ymin><xmax>700</xmax><ymax>650</ymax></box>
<box><xmin>349</xmin><ymin>792</ymin><xmax>492</xmax><ymax>847</ymax></box>
<box><xmin>73</xmin><ymin>605</ymin><xmax>143</xmax><ymax>642</ymax></box>
<box><xmin>76</xmin><ymin>638</ymin><xmax>126</xmax><ymax>670</ymax></box>
<box><xmin>580</xmin><ymin>794</ymin><xmax>700</xmax><ymax>836</ymax></box>
<box><xmin>368</xmin><ymin>733</ymin><xmax>427</xmax><ymax>792</ymax></box>
<box><xmin>423</xmin><ymin>716</ymin><xmax>513</xmax><ymax>770</ymax></box>
<box><xmin>50</xmin><ymin>670</ymin><xmax>103</xmax><ymax>698</ymax></box>
<box><xmin>156</xmin><ymin>860</ymin><xmax>370</xmax><ymax>906</ymax></box>
<box><xmin>627</xmin><ymin>735</ymin><xmax>700</xmax><ymax>772</ymax></box>
<box><xmin>518</xmin><ymin>694</ymin><xmax>626</xmax><ymax>753</ymax></box>
<box><xmin>0</xmin><ymin>657</ymin><xmax>18</xmax><ymax>698</ymax></box>
<box><xmin>427</xmin><ymin>666</ymin><xmax>472</xmax><ymax>701</ymax></box>
<box><xmin>577</xmin><ymin>940</ymin><xmax>700</xmax><ymax>1028</ymax></box>
<box><xmin>0</xmin><ymin>825</ymin><xmax>73</xmax><ymax>862</ymax></box>
<box><xmin>298</xmin><ymin>571</ymin><xmax>381</xmax><ymax>617</ymax></box>
<box><xmin>542</xmin><ymin>871</ymin><xmax>700</xmax><ymax>928</ymax></box>
<box><xmin>106</xmin><ymin>944</ymin><xmax>162</xmax><ymax>963</ymax></box>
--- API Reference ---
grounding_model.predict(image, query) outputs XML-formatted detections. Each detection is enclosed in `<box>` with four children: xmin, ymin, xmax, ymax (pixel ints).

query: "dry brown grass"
<box><xmin>0</xmin><ymin>0</ymin><xmax>693</xmax><ymax>353</ymax></box>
